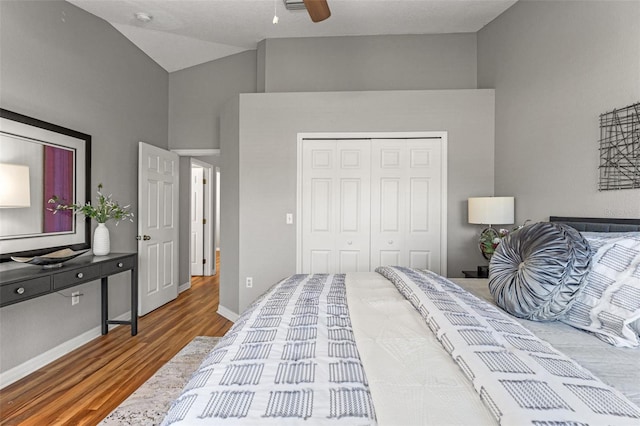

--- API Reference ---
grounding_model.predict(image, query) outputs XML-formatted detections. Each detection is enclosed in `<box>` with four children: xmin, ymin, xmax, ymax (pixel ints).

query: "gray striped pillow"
<box><xmin>561</xmin><ymin>235</ymin><xmax>640</xmax><ymax>347</ymax></box>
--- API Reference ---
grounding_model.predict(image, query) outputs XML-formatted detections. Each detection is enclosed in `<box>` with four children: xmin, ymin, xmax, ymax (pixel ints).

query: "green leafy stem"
<box><xmin>48</xmin><ymin>183</ymin><xmax>134</xmax><ymax>225</ymax></box>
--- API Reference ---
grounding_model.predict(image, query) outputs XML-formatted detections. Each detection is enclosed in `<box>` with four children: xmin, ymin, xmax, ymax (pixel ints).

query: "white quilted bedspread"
<box><xmin>346</xmin><ymin>272</ymin><xmax>496</xmax><ymax>425</ymax></box>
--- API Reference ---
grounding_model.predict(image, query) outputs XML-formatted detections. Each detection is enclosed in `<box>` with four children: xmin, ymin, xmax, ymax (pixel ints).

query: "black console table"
<box><xmin>0</xmin><ymin>253</ymin><xmax>138</xmax><ymax>336</ymax></box>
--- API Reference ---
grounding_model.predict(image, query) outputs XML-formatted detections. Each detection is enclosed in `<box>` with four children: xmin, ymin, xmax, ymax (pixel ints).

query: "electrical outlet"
<box><xmin>246</xmin><ymin>277</ymin><xmax>253</xmax><ymax>288</ymax></box>
<box><xmin>71</xmin><ymin>291</ymin><xmax>80</xmax><ymax>306</ymax></box>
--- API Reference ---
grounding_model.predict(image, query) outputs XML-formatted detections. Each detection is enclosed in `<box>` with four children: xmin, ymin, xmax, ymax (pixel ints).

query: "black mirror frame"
<box><xmin>0</xmin><ymin>109</ymin><xmax>91</xmax><ymax>262</ymax></box>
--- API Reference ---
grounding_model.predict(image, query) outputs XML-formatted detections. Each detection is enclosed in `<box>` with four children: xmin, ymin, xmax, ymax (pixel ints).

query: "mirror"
<box><xmin>0</xmin><ymin>109</ymin><xmax>91</xmax><ymax>261</ymax></box>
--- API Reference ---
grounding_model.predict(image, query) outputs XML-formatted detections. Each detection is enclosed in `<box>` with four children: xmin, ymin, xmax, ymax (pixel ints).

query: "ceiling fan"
<box><xmin>283</xmin><ymin>0</ymin><xmax>331</xmax><ymax>23</ymax></box>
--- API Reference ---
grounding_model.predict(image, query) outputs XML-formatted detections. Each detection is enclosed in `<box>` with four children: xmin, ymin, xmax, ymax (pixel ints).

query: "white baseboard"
<box><xmin>0</xmin><ymin>312</ymin><xmax>131</xmax><ymax>389</ymax></box>
<box><xmin>217</xmin><ymin>305</ymin><xmax>239</xmax><ymax>322</ymax></box>
<box><xmin>178</xmin><ymin>281</ymin><xmax>191</xmax><ymax>293</ymax></box>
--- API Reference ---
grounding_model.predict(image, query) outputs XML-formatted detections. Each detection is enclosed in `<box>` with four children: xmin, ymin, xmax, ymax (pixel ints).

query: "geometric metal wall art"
<box><xmin>599</xmin><ymin>102</ymin><xmax>640</xmax><ymax>190</ymax></box>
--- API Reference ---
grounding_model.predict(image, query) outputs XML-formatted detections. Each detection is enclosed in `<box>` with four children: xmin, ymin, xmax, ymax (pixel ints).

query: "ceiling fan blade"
<box><xmin>303</xmin><ymin>0</ymin><xmax>331</xmax><ymax>22</ymax></box>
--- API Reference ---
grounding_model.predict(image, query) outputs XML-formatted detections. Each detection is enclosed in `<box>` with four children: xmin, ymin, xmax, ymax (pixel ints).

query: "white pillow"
<box><xmin>580</xmin><ymin>231</ymin><xmax>640</xmax><ymax>250</ymax></box>
<box><xmin>561</xmin><ymin>235</ymin><xmax>640</xmax><ymax>347</ymax></box>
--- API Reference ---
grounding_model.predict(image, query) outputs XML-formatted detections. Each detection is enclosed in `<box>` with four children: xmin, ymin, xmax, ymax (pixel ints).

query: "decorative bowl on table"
<box><xmin>11</xmin><ymin>248</ymin><xmax>90</xmax><ymax>268</ymax></box>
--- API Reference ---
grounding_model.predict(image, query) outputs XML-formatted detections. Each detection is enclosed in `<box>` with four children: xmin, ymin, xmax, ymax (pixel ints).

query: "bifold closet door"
<box><xmin>370</xmin><ymin>139</ymin><xmax>442</xmax><ymax>273</ymax></box>
<box><xmin>301</xmin><ymin>140</ymin><xmax>371</xmax><ymax>273</ymax></box>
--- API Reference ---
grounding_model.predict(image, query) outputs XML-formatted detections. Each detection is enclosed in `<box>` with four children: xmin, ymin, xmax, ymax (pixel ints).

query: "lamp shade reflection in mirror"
<box><xmin>0</xmin><ymin>137</ymin><xmax>75</xmax><ymax>238</ymax></box>
<box><xmin>0</xmin><ymin>163</ymin><xmax>31</xmax><ymax>208</ymax></box>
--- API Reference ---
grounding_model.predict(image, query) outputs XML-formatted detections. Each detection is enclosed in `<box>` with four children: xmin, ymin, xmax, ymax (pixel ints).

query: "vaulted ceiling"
<box><xmin>69</xmin><ymin>0</ymin><xmax>518</xmax><ymax>72</ymax></box>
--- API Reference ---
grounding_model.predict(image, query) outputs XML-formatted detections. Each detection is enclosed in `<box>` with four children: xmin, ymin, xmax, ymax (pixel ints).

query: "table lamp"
<box><xmin>468</xmin><ymin>196</ymin><xmax>514</xmax><ymax>275</ymax></box>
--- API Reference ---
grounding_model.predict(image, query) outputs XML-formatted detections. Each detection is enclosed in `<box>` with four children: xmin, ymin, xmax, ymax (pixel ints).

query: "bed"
<box><xmin>162</xmin><ymin>217</ymin><xmax>640</xmax><ymax>425</ymax></box>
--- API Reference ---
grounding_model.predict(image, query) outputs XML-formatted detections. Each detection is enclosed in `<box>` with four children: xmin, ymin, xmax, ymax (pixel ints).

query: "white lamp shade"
<box><xmin>0</xmin><ymin>163</ymin><xmax>31</xmax><ymax>208</ymax></box>
<box><xmin>468</xmin><ymin>196</ymin><xmax>514</xmax><ymax>225</ymax></box>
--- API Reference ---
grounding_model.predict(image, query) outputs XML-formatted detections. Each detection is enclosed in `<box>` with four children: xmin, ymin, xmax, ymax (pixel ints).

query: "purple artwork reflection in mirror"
<box><xmin>43</xmin><ymin>145</ymin><xmax>74</xmax><ymax>233</ymax></box>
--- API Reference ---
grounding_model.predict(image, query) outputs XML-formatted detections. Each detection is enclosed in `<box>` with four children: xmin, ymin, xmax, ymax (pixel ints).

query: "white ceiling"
<box><xmin>68</xmin><ymin>0</ymin><xmax>518</xmax><ymax>73</ymax></box>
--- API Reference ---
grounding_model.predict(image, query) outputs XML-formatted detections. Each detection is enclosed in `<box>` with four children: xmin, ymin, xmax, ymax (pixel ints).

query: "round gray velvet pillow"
<box><xmin>488</xmin><ymin>222</ymin><xmax>592</xmax><ymax>321</ymax></box>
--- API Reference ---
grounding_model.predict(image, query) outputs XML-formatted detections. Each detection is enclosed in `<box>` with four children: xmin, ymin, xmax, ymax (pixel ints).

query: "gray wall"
<box><xmin>169</xmin><ymin>52</ymin><xmax>256</xmax><ymax>288</ymax></box>
<box><xmin>0</xmin><ymin>1</ymin><xmax>168</xmax><ymax>372</ymax></box>
<box><xmin>262</xmin><ymin>34</ymin><xmax>478</xmax><ymax>92</ymax></box>
<box><xmin>478</xmin><ymin>0</ymin><xmax>640</xmax><ymax>223</ymax></box>
<box><xmin>257</xmin><ymin>40</ymin><xmax>266</xmax><ymax>93</ymax></box>
<box><xmin>220</xmin><ymin>89</ymin><xmax>495</xmax><ymax>313</ymax></box>
<box><xmin>174</xmin><ymin>33</ymin><xmax>485</xmax><ymax>313</ymax></box>
<box><xmin>220</xmin><ymin>98</ymin><xmax>241</xmax><ymax>312</ymax></box>
<box><xmin>168</xmin><ymin>51</ymin><xmax>257</xmax><ymax>150</ymax></box>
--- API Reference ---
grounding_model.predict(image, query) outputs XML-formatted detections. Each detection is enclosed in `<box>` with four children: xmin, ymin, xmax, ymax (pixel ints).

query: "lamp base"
<box><xmin>479</xmin><ymin>227</ymin><xmax>499</xmax><ymax>260</ymax></box>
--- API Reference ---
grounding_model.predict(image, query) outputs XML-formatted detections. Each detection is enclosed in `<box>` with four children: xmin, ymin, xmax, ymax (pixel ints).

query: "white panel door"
<box><xmin>371</xmin><ymin>139</ymin><xmax>442</xmax><ymax>273</ymax></box>
<box><xmin>301</xmin><ymin>140</ymin><xmax>371</xmax><ymax>273</ymax></box>
<box><xmin>190</xmin><ymin>167</ymin><xmax>204</xmax><ymax>276</ymax></box>
<box><xmin>138</xmin><ymin>142</ymin><xmax>179</xmax><ymax>316</ymax></box>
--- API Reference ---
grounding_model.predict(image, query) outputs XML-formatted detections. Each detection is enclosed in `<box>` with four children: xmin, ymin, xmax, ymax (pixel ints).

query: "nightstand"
<box><xmin>462</xmin><ymin>270</ymin><xmax>488</xmax><ymax>279</ymax></box>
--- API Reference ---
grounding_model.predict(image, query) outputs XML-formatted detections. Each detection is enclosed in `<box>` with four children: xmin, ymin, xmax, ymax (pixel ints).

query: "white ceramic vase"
<box><xmin>93</xmin><ymin>222</ymin><xmax>110</xmax><ymax>256</ymax></box>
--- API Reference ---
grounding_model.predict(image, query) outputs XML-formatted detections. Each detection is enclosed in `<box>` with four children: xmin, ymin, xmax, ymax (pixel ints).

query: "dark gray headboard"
<box><xmin>549</xmin><ymin>216</ymin><xmax>640</xmax><ymax>232</ymax></box>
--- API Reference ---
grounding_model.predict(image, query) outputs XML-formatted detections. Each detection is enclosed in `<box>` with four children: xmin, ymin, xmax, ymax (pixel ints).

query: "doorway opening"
<box><xmin>190</xmin><ymin>158</ymin><xmax>216</xmax><ymax>278</ymax></box>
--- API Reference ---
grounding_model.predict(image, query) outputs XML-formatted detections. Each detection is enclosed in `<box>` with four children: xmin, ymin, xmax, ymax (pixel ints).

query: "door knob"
<box><xmin>137</xmin><ymin>235</ymin><xmax>151</xmax><ymax>241</ymax></box>
<box><xmin>388</xmin><ymin>240</ymin><xmax>394</xmax><ymax>244</ymax></box>
<box><xmin>347</xmin><ymin>240</ymin><xmax>353</xmax><ymax>245</ymax></box>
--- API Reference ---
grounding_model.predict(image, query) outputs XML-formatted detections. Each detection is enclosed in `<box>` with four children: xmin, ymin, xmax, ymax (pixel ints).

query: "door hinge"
<box><xmin>202</xmin><ymin>218</ymin><xmax>207</xmax><ymax>225</ymax></box>
<box><xmin>203</xmin><ymin>258</ymin><xmax>206</xmax><ymax>264</ymax></box>
<box><xmin>203</xmin><ymin>178</ymin><xmax>207</xmax><ymax>184</ymax></box>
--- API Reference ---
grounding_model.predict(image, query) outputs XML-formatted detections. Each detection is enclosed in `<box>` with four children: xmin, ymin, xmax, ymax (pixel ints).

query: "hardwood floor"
<box><xmin>0</xmin><ymin>253</ymin><xmax>232</xmax><ymax>425</ymax></box>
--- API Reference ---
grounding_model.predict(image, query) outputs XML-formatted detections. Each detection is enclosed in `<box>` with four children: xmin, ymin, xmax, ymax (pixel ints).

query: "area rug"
<box><xmin>99</xmin><ymin>336</ymin><xmax>219</xmax><ymax>426</ymax></box>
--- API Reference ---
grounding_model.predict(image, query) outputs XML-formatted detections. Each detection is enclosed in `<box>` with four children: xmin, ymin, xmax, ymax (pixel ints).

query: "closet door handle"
<box><xmin>388</xmin><ymin>240</ymin><xmax>394</xmax><ymax>245</ymax></box>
